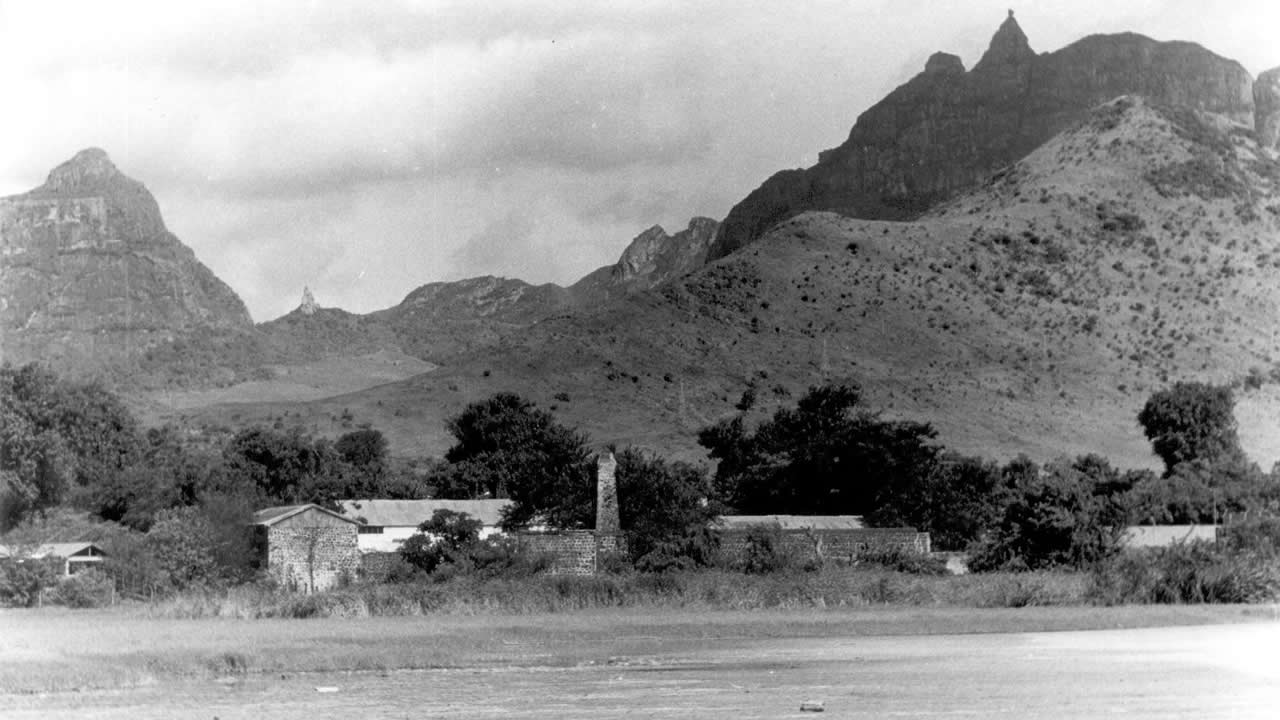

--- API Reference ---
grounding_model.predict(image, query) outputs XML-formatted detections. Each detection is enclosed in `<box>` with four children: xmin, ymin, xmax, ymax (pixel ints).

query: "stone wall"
<box><xmin>518</xmin><ymin>531</ymin><xmax>628</xmax><ymax>576</ymax></box>
<box><xmin>717</xmin><ymin>527</ymin><xmax>931</xmax><ymax>567</ymax></box>
<box><xmin>266</xmin><ymin>525</ymin><xmax>360</xmax><ymax>593</ymax></box>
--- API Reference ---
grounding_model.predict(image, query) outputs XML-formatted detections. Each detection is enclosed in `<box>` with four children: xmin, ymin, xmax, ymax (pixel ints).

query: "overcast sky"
<box><xmin>2</xmin><ymin>1</ymin><xmax>1277</xmax><ymax>321</ymax></box>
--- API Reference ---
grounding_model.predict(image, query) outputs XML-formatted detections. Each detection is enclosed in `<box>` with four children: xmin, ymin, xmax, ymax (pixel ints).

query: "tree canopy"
<box><xmin>1138</xmin><ymin>382</ymin><xmax>1243</xmax><ymax>475</ymax></box>
<box><xmin>698</xmin><ymin>383</ymin><xmax>939</xmax><ymax>518</ymax></box>
<box><xmin>436</xmin><ymin>393</ymin><xmax>594</xmax><ymax>529</ymax></box>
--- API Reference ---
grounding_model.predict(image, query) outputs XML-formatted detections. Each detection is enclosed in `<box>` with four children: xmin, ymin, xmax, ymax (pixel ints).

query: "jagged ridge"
<box><xmin>708</xmin><ymin>12</ymin><xmax>1257</xmax><ymax>260</ymax></box>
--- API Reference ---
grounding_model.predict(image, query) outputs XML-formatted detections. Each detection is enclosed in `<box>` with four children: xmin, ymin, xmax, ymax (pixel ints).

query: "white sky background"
<box><xmin>1</xmin><ymin>0</ymin><xmax>1277</xmax><ymax>322</ymax></box>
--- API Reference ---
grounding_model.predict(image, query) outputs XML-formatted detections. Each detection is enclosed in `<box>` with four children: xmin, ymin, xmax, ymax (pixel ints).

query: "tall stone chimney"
<box><xmin>595</xmin><ymin>452</ymin><xmax>620</xmax><ymax>534</ymax></box>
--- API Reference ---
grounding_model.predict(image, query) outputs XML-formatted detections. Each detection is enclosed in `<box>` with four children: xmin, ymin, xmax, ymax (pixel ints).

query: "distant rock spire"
<box><xmin>975</xmin><ymin>9</ymin><xmax>1035</xmax><ymax>71</ymax></box>
<box><xmin>300</xmin><ymin>286</ymin><xmax>319</xmax><ymax>315</ymax></box>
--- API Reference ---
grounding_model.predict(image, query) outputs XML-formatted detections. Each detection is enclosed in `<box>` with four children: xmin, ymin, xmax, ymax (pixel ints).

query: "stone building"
<box><xmin>252</xmin><ymin>504</ymin><xmax>360</xmax><ymax>593</ymax></box>
<box><xmin>0</xmin><ymin>542</ymin><xmax>107</xmax><ymax>576</ymax></box>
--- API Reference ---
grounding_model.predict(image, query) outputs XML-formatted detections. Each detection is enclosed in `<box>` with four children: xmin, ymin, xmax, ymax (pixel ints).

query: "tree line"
<box><xmin>4</xmin><ymin>361</ymin><xmax>1279</xmax><ymax>595</ymax></box>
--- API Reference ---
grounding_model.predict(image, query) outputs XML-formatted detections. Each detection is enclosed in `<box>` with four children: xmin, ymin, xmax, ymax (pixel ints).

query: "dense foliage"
<box><xmin>698</xmin><ymin>384</ymin><xmax>939</xmax><ymax>517</ymax></box>
<box><xmin>1138</xmin><ymin>382</ymin><xmax>1243</xmax><ymax>474</ymax></box>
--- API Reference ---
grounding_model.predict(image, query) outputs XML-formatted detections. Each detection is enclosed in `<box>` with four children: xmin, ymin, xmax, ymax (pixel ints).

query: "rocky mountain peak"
<box><xmin>707</xmin><ymin>15</ymin><xmax>1256</xmax><ymax>261</ymax></box>
<box><xmin>44</xmin><ymin>147</ymin><xmax>121</xmax><ymax>193</ymax></box>
<box><xmin>974</xmin><ymin>10</ymin><xmax>1035</xmax><ymax>71</ymax></box>
<box><xmin>1</xmin><ymin>150</ymin><xmax>253</xmax><ymax>375</ymax></box>
<box><xmin>20</xmin><ymin>148</ymin><xmax>167</xmax><ymax>241</ymax></box>
<box><xmin>924</xmin><ymin>52</ymin><xmax>965</xmax><ymax>75</ymax></box>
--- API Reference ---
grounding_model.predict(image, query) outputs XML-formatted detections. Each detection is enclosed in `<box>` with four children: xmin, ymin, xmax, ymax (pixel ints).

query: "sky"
<box><xmin>2</xmin><ymin>1</ymin><xmax>1278</xmax><ymax>322</ymax></box>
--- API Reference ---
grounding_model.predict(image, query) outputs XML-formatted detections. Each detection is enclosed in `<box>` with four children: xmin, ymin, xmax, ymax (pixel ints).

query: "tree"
<box><xmin>0</xmin><ymin>364</ymin><xmax>142</xmax><ymax>530</ymax></box>
<box><xmin>698</xmin><ymin>383</ymin><xmax>940</xmax><ymax>517</ymax></box>
<box><xmin>1138</xmin><ymin>382</ymin><xmax>1243</xmax><ymax>475</ymax></box>
<box><xmin>614</xmin><ymin>448</ymin><xmax>719</xmax><ymax>571</ymax></box>
<box><xmin>970</xmin><ymin>455</ymin><xmax>1130</xmax><ymax>570</ymax></box>
<box><xmin>399</xmin><ymin>509</ymin><xmax>484</xmax><ymax>574</ymax></box>
<box><xmin>223</xmin><ymin>426</ymin><xmax>344</xmax><ymax>507</ymax></box>
<box><xmin>439</xmin><ymin>393</ymin><xmax>593</xmax><ymax>530</ymax></box>
<box><xmin>870</xmin><ymin>454</ymin><xmax>1006</xmax><ymax>551</ymax></box>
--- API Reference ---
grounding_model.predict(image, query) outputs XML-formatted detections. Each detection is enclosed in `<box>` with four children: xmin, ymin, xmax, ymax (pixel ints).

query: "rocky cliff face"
<box><xmin>571</xmin><ymin>217</ymin><xmax>719</xmax><ymax>304</ymax></box>
<box><xmin>1257</xmin><ymin>67</ymin><xmax>1280</xmax><ymax>150</ymax></box>
<box><xmin>708</xmin><ymin>12</ymin><xmax>1257</xmax><ymax>260</ymax></box>
<box><xmin>0</xmin><ymin>149</ymin><xmax>253</xmax><ymax>372</ymax></box>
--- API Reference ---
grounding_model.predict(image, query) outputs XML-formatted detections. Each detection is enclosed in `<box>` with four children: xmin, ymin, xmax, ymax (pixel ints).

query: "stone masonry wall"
<box><xmin>267</xmin><ymin>525</ymin><xmax>360</xmax><ymax>593</ymax></box>
<box><xmin>717</xmin><ymin>528</ymin><xmax>930</xmax><ymax>567</ymax></box>
<box><xmin>518</xmin><ymin>531</ymin><xmax>628</xmax><ymax>576</ymax></box>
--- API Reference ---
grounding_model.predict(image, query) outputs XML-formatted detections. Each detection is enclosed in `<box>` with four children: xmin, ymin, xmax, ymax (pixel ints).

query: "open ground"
<box><xmin>2</xmin><ymin>605</ymin><xmax>1278</xmax><ymax>718</ymax></box>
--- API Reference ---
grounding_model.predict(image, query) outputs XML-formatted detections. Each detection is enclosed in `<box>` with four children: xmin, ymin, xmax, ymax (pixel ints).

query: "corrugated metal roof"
<box><xmin>252</xmin><ymin>504</ymin><xmax>359</xmax><ymax>527</ymax></box>
<box><xmin>339</xmin><ymin>499</ymin><xmax>512</xmax><ymax>528</ymax></box>
<box><xmin>0</xmin><ymin>542</ymin><xmax>105</xmax><ymax>559</ymax></box>
<box><xmin>716</xmin><ymin>515</ymin><xmax>867</xmax><ymax>531</ymax></box>
<box><xmin>1122</xmin><ymin>525</ymin><xmax>1219</xmax><ymax>548</ymax></box>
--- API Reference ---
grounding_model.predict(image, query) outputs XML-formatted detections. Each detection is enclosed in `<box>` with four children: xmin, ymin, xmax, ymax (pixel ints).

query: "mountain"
<box><xmin>0</xmin><ymin>149</ymin><xmax>253</xmax><ymax>376</ymax></box>
<box><xmin>0</xmin><ymin>147</ymin><xmax>718</xmax><ymax>392</ymax></box>
<box><xmin>570</xmin><ymin>217</ymin><xmax>720</xmax><ymax>305</ymax></box>
<box><xmin>256</xmin><ymin>217</ymin><xmax>721</xmax><ymax>363</ymax></box>
<box><xmin>167</xmin><ymin>97</ymin><xmax>1280</xmax><ymax>470</ymax></box>
<box><xmin>708</xmin><ymin>12</ymin><xmax>1257</xmax><ymax>261</ymax></box>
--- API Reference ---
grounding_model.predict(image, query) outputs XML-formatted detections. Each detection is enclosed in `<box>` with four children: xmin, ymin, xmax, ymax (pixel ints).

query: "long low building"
<box><xmin>1121</xmin><ymin>524</ymin><xmax>1220</xmax><ymax>548</ymax></box>
<box><xmin>338</xmin><ymin>499</ymin><xmax>513</xmax><ymax>553</ymax></box>
<box><xmin>0</xmin><ymin>542</ymin><xmax>107</xmax><ymax>576</ymax></box>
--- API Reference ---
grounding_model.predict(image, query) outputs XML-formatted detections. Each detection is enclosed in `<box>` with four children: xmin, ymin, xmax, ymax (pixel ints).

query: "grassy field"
<box><xmin>1</xmin><ymin>603</ymin><xmax>1272</xmax><ymax>695</ymax></box>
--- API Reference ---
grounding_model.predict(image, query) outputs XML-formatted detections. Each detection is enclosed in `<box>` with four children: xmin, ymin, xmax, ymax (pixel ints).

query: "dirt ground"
<box><xmin>5</xmin><ymin>615</ymin><xmax>1279</xmax><ymax>719</ymax></box>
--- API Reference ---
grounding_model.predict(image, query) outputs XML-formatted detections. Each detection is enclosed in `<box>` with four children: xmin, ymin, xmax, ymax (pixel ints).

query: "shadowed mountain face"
<box><xmin>707</xmin><ymin>13</ymin><xmax>1258</xmax><ymax>261</ymax></box>
<box><xmin>0</xmin><ymin>149</ymin><xmax>252</xmax><ymax>374</ymax></box>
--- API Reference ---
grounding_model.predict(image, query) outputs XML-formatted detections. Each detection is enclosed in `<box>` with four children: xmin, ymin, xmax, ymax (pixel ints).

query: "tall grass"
<box><xmin>147</xmin><ymin>568</ymin><xmax>1088</xmax><ymax>619</ymax></box>
<box><xmin>1088</xmin><ymin>540</ymin><xmax>1279</xmax><ymax>605</ymax></box>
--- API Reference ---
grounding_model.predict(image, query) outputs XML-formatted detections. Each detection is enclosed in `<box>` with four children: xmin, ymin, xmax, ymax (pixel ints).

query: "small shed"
<box><xmin>0</xmin><ymin>542</ymin><xmax>107</xmax><ymax>576</ymax></box>
<box><xmin>252</xmin><ymin>504</ymin><xmax>360</xmax><ymax>593</ymax></box>
<box><xmin>338</xmin><ymin>499</ymin><xmax>513</xmax><ymax>553</ymax></box>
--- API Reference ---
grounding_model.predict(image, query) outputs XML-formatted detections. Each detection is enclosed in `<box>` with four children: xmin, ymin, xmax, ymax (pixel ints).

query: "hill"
<box><xmin>167</xmin><ymin>97</ymin><xmax>1280</xmax><ymax>470</ymax></box>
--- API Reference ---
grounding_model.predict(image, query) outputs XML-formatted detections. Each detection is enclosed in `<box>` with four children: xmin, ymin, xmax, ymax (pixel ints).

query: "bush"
<box><xmin>737</xmin><ymin>525</ymin><xmax>801</xmax><ymax>574</ymax></box>
<box><xmin>1088</xmin><ymin>541</ymin><xmax>1279</xmax><ymax>604</ymax></box>
<box><xmin>857</xmin><ymin>548</ymin><xmax>948</xmax><ymax>575</ymax></box>
<box><xmin>52</xmin><ymin>569</ymin><xmax>115</xmax><ymax>608</ymax></box>
<box><xmin>0</xmin><ymin>557</ymin><xmax>59</xmax><ymax>607</ymax></box>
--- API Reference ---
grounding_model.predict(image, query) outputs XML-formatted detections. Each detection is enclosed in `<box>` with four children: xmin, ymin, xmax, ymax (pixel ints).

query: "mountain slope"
<box><xmin>168</xmin><ymin>98</ymin><xmax>1280</xmax><ymax>470</ymax></box>
<box><xmin>708</xmin><ymin>12</ymin><xmax>1257</xmax><ymax>261</ymax></box>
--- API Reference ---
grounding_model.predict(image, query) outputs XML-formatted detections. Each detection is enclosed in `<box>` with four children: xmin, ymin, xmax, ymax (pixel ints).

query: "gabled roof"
<box><xmin>716</xmin><ymin>515</ymin><xmax>867</xmax><ymax>531</ymax></box>
<box><xmin>0</xmin><ymin>542</ymin><xmax>106</xmax><ymax>559</ymax></box>
<box><xmin>339</xmin><ymin>499</ymin><xmax>512</xmax><ymax>527</ymax></box>
<box><xmin>252</xmin><ymin>504</ymin><xmax>360</xmax><ymax>527</ymax></box>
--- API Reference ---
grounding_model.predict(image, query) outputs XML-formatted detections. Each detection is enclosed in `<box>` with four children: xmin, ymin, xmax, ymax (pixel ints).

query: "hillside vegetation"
<box><xmin>167</xmin><ymin>98</ymin><xmax>1280</xmax><ymax>469</ymax></box>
